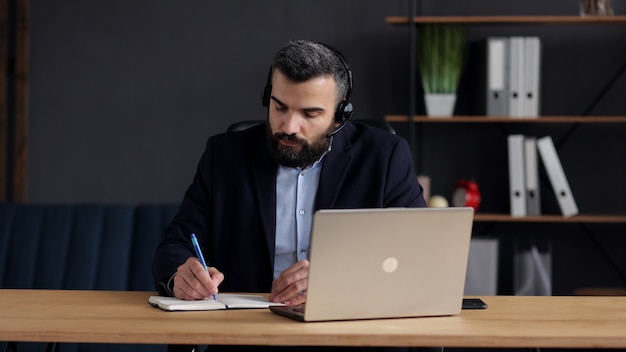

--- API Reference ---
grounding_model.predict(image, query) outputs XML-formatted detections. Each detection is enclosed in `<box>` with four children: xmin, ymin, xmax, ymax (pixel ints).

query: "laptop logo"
<box><xmin>382</xmin><ymin>257</ymin><xmax>398</xmax><ymax>273</ymax></box>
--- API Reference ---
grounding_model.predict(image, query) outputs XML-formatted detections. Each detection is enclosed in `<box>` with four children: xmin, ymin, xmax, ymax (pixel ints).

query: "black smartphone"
<box><xmin>462</xmin><ymin>298</ymin><xmax>488</xmax><ymax>309</ymax></box>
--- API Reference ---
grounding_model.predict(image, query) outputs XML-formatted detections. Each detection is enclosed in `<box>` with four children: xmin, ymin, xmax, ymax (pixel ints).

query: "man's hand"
<box><xmin>268</xmin><ymin>259</ymin><xmax>309</xmax><ymax>305</ymax></box>
<box><xmin>173</xmin><ymin>257</ymin><xmax>224</xmax><ymax>300</ymax></box>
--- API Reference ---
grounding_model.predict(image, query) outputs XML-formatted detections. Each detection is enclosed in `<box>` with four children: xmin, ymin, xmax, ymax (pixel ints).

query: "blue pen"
<box><xmin>190</xmin><ymin>233</ymin><xmax>218</xmax><ymax>300</ymax></box>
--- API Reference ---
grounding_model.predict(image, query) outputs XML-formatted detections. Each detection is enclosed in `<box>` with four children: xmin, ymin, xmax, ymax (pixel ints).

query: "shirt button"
<box><xmin>300</xmin><ymin>248</ymin><xmax>307</xmax><ymax>253</ymax></box>
<box><xmin>299</xmin><ymin>209</ymin><xmax>305</xmax><ymax>215</ymax></box>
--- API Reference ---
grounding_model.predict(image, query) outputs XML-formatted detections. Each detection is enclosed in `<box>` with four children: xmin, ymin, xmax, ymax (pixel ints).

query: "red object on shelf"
<box><xmin>452</xmin><ymin>180</ymin><xmax>481</xmax><ymax>211</ymax></box>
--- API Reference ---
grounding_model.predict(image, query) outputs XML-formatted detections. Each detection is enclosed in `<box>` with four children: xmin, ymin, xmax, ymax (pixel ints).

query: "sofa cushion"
<box><xmin>0</xmin><ymin>203</ymin><xmax>179</xmax><ymax>352</ymax></box>
<box><xmin>0</xmin><ymin>203</ymin><xmax>178</xmax><ymax>291</ymax></box>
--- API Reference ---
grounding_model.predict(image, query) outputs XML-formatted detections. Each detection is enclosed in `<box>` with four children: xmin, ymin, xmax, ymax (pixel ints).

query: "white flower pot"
<box><xmin>424</xmin><ymin>93</ymin><xmax>456</xmax><ymax>117</ymax></box>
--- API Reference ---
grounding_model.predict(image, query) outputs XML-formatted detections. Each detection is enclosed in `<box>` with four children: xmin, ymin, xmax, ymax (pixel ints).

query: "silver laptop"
<box><xmin>270</xmin><ymin>207</ymin><xmax>475</xmax><ymax>322</ymax></box>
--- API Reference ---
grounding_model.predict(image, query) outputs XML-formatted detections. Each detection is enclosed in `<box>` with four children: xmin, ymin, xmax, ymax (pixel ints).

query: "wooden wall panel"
<box><xmin>0</xmin><ymin>0</ymin><xmax>7</xmax><ymax>201</ymax></box>
<box><xmin>0</xmin><ymin>0</ymin><xmax>28</xmax><ymax>202</ymax></box>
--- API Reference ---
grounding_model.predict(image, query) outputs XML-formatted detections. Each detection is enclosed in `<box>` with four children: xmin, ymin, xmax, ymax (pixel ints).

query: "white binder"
<box><xmin>524</xmin><ymin>136</ymin><xmax>541</xmax><ymax>216</ymax></box>
<box><xmin>514</xmin><ymin>243</ymin><xmax>552</xmax><ymax>296</ymax></box>
<box><xmin>537</xmin><ymin>136</ymin><xmax>579</xmax><ymax>217</ymax></box>
<box><xmin>464</xmin><ymin>238</ymin><xmax>499</xmax><ymax>296</ymax></box>
<box><xmin>508</xmin><ymin>134</ymin><xmax>526</xmax><ymax>217</ymax></box>
<box><xmin>507</xmin><ymin>37</ymin><xmax>525</xmax><ymax>117</ymax></box>
<box><xmin>486</xmin><ymin>37</ymin><xmax>509</xmax><ymax>116</ymax></box>
<box><xmin>523</xmin><ymin>37</ymin><xmax>541</xmax><ymax>118</ymax></box>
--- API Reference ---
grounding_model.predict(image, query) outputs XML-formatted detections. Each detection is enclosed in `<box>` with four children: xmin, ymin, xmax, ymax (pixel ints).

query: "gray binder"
<box><xmin>537</xmin><ymin>136</ymin><xmax>579</xmax><ymax>217</ymax></box>
<box><xmin>508</xmin><ymin>37</ymin><xmax>525</xmax><ymax>117</ymax></box>
<box><xmin>472</xmin><ymin>37</ymin><xmax>510</xmax><ymax>116</ymax></box>
<box><xmin>524</xmin><ymin>136</ymin><xmax>541</xmax><ymax>216</ymax></box>
<box><xmin>486</xmin><ymin>37</ymin><xmax>509</xmax><ymax>116</ymax></box>
<box><xmin>508</xmin><ymin>134</ymin><xmax>526</xmax><ymax>217</ymax></box>
<box><xmin>523</xmin><ymin>37</ymin><xmax>542</xmax><ymax>118</ymax></box>
<box><xmin>473</xmin><ymin>37</ymin><xmax>509</xmax><ymax>116</ymax></box>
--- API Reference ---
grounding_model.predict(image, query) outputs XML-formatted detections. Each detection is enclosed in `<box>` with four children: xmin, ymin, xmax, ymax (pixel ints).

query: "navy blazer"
<box><xmin>152</xmin><ymin>121</ymin><xmax>426</xmax><ymax>295</ymax></box>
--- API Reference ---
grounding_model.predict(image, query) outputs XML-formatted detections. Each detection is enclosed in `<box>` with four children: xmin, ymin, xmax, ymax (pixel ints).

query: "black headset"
<box><xmin>261</xmin><ymin>42</ymin><xmax>354</xmax><ymax>136</ymax></box>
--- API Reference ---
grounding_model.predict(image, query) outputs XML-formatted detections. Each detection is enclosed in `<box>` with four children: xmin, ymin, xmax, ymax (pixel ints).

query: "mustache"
<box><xmin>275</xmin><ymin>133</ymin><xmax>305</xmax><ymax>144</ymax></box>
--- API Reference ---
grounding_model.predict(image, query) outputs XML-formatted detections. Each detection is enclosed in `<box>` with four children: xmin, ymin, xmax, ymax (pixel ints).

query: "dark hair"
<box><xmin>271</xmin><ymin>40</ymin><xmax>350</xmax><ymax>105</ymax></box>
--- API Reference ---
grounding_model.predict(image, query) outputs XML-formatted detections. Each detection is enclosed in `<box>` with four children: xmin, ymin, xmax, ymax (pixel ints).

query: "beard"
<box><xmin>267</xmin><ymin>122</ymin><xmax>334</xmax><ymax>168</ymax></box>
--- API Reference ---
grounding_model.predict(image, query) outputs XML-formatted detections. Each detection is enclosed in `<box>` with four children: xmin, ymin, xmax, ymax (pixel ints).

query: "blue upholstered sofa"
<box><xmin>0</xmin><ymin>203</ymin><xmax>180</xmax><ymax>352</ymax></box>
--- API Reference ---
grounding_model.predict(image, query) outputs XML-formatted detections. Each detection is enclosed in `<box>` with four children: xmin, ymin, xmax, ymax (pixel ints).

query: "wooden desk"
<box><xmin>1</xmin><ymin>289</ymin><xmax>626</xmax><ymax>348</ymax></box>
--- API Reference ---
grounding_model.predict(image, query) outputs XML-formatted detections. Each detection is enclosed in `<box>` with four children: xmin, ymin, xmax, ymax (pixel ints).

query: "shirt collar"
<box><xmin>304</xmin><ymin>136</ymin><xmax>333</xmax><ymax>171</ymax></box>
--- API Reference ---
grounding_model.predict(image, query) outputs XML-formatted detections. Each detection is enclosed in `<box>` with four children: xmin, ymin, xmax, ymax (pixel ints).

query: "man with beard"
<box><xmin>152</xmin><ymin>40</ymin><xmax>426</xmax><ymax>328</ymax></box>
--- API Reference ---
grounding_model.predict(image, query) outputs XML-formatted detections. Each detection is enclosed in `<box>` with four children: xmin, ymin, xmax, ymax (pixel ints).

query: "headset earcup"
<box><xmin>335</xmin><ymin>101</ymin><xmax>354</xmax><ymax>124</ymax></box>
<box><xmin>261</xmin><ymin>66</ymin><xmax>274</xmax><ymax>107</ymax></box>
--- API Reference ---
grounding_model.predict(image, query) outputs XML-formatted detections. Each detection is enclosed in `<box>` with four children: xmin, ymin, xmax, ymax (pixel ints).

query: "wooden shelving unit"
<box><xmin>474</xmin><ymin>213</ymin><xmax>626</xmax><ymax>223</ymax></box>
<box><xmin>386</xmin><ymin>12</ymin><xmax>626</xmax><ymax>224</ymax></box>
<box><xmin>386</xmin><ymin>115</ymin><xmax>626</xmax><ymax>123</ymax></box>
<box><xmin>386</xmin><ymin>15</ymin><xmax>626</xmax><ymax>25</ymax></box>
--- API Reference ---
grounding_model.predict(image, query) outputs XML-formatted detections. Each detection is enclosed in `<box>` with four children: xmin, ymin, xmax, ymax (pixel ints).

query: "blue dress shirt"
<box><xmin>273</xmin><ymin>150</ymin><xmax>327</xmax><ymax>279</ymax></box>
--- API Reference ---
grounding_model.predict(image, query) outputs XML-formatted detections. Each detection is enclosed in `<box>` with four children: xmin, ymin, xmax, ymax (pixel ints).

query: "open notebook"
<box><xmin>149</xmin><ymin>294</ymin><xmax>283</xmax><ymax>311</ymax></box>
<box><xmin>270</xmin><ymin>207</ymin><xmax>475</xmax><ymax>322</ymax></box>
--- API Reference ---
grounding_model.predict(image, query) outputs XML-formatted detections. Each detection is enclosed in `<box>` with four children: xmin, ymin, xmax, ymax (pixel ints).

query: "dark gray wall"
<box><xmin>29</xmin><ymin>0</ymin><xmax>411</xmax><ymax>203</ymax></box>
<box><xmin>29</xmin><ymin>0</ymin><xmax>626</xmax><ymax>207</ymax></box>
<box><xmin>27</xmin><ymin>1</ymin><xmax>626</xmax><ymax>294</ymax></box>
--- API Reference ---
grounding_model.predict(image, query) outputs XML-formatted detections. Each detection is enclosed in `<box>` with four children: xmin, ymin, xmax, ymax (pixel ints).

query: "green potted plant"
<box><xmin>418</xmin><ymin>24</ymin><xmax>466</xmax><ymax>117</ymax></box>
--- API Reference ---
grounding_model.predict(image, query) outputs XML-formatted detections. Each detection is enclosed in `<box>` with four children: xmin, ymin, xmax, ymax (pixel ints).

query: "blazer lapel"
<box><xmin>316</xmin><ymin>133</ymin><xmax>352</xmax><ymax>209</ymax></box>
<box><xmin>250</xmin><ymin>136</ymin><xmax>278</xmax><ymax>261</ymax></box>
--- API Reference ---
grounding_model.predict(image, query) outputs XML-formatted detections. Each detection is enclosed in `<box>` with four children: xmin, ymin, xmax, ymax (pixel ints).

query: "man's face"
<box><xmin>266</xmin><ymin>69</ymin><xmax>338</xmax><ymax>168</ymax></box>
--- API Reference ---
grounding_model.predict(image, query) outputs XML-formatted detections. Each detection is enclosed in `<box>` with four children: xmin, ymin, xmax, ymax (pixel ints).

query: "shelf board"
<box><xmin>385</xmin><ymin>115</ymin><xmax>626</xmax><ymax>123</ymax></box>
<box><xmin>474</xmin><ymin>214</ymin><xmax>626</xmax><ymax>223</ymax></box>
<box><xmin>386</xmin><ymin>15</ymin><xmax>626</xmax><ymax>25</ymax></box>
